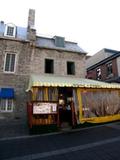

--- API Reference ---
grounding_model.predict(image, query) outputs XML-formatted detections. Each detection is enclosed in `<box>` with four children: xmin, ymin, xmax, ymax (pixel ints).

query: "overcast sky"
<box><xmin>0</xmin><ymin>0</ymin><xmax>120</xmax><ymax>55</ymax></box>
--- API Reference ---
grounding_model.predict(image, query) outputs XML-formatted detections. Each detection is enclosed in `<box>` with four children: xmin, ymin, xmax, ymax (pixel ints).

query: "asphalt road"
<box><xmin>1</xmin><ymin>123</ymin><xmax>120</xmax><ymax>160</ymax></box>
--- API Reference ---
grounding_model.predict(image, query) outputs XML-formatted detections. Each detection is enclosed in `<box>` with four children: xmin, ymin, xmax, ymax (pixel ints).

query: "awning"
<box><xmin>26</xmin><ymin>74</ymin><xmax>120</xmax><ymax>91</ymax></box>
<box><xmin>0</xmin><ymin>88</ymin><xmax>14</xmax><ymax>98</ymax></box>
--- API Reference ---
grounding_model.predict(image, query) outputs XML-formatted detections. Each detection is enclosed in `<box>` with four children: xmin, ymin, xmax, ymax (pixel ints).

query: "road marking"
<box><xmin>1</xmin><ymin>122</ymin><xmax>120</xmax><ymax>141</ymax></box>
<box><xmin>4</xmin><ymin>136</ymin><xmax>120</xmax><ymax>160</ymax></box>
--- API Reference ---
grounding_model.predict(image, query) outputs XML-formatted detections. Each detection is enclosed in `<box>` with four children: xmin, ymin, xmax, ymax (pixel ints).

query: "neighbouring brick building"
<box><xmin>86</xmin><ymin>48</ymin><xmax>120</xmax><ymax>82</ymax></box>
<box><xmin>0</xmin><ymin>9</ymin><xmax>86</xmax><ymax>125</ymax></box>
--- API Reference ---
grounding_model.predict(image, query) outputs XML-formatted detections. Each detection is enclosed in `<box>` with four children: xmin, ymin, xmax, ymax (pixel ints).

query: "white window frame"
<box><xmin>0</xmin><ymin>99</ymin><xmax>14</xmax><ymax>112</ymax></box>
<box><xmin>3</xmin><ymin>53</ymin><xmax>17</xmax><ymax>73</ymax></box>
<box><xmin>96</xmin><ymin>68</ymin><xmax>101</xmax><ymax>80</ymax></box>
<box><xmin>4</xmin><ymin>23</ymin><xmax>16</xmax><ymax>37</ymax></box>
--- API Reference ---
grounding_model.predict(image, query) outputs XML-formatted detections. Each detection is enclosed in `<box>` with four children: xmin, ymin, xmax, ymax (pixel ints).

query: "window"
<box><xmin>32</xmin><ymin>87</ymin><xmax>58</xmax><ymax>101</ymax></box>
<box><xmin>67</xmin><ymin>61</ymin><xmax>75</xmax><ymax>75</ymax></box>
<box><xmin>96</xmin><ymin>68</ymin><xmax>101</xmax><ymax>80</ymax></box>
<box><xmin>7</xmin><ymin>26</ymin><xmax>14</xmax><ymax>36</ymax></box>
<box><xmin>54</xmin><ymin>36</ymin><xmax>65</xmax><ymax>47</ymax></box>
<box><xmin>4</xmin><ymin>53</ymin><xmax>16</xmax><ymax>73</ymax></box>
<box><xmin>45</xmin><ymin>59</ymin><xmax>54</xmax><ymax>73</ymax></box>
<box><xmin>106</xmin><ymin>62</ymin><xmax>113</xmax><ymax>76</ymax></box>
<box><xmin>4</xmin><ymin>23</ymin><xmax>16</xmax><ymax>37</ymax></box>
<box><xmin>0</xmin><ymin>99</ymin><xmax>13</xmax><ymax>112</ymax></box>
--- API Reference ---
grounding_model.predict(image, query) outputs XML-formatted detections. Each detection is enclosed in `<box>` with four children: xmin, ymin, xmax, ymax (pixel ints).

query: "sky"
<box><xmin>0</xmin><ymin>0</ymin><xmax>120</xmax><ymax>55</ymax></box>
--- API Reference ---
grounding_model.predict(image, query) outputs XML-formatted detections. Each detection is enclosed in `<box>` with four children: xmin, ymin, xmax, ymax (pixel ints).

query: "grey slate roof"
<box><xmin>86</xmin><ymin>48</ymin><xmax>120</xmax><ymax>69</ymax></box>
<box><xmin>87</xmin><ymin>51</ymin><xmax>120</xmax><ymax>71</ymax></box>
<box><xmin>16</xmin><ymin>26</ymin><xmax>27</xmax><ymax>40</ymax></box>
<box><xmin>0</xmin><ymin>22</ymin><xmax>86</xmax><ymax>54</ymax></box>
<box><xmin>36</xmin><ymin>36</ymin><xmax>86</xmax><ymax>53</ymax></box>
<box><xmin>0</xmin><ymin>22</ymin><xmax>27</xmax><ymax>40</ymax></box>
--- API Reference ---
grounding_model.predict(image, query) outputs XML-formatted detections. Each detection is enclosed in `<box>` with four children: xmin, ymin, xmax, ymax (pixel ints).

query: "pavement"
<box><xmin>0</xmin><ymin>118</ymin><xmax>120</xmax><ymax>140</ymax></box>
<box><xmin>0</xmin><ymin>118</ymin><xmax>29</xmax><ymax>139</ymax></box>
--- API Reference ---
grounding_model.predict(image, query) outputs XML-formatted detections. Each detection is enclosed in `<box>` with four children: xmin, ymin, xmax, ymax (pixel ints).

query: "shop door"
<box><xmin>58</xmin><ymin>87</ymin><xmax>74</xmax><ymax>128</ymax></box>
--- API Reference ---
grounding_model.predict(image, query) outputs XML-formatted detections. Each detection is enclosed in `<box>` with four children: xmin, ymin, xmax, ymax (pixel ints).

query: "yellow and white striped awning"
<box><xmin>26</xmin><ymin>74</ymin><xmax>120</xmax><ymax>91</ymax></box>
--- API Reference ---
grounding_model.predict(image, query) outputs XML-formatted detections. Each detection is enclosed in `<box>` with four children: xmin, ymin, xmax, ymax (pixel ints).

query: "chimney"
<box><xmin>28</xmin><ymin>9</ymin><xmax>35</xmax><ymax>29</ymax></box>
<box><xmin>27</xmin><ymin>9</ymin><xmax>36</xmax><ymax>41</ymax></box>
<box><xmin>0</xmin><ymin>21</ymin><xmax>4</xmax><ymax>24</ymax></box>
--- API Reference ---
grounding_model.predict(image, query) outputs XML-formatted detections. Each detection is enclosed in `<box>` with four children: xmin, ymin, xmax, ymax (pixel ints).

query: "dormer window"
<box><xmin>54</xmin><ymin>36</ymin><xmax>65</xmax><ymax>48</ymax></box>
<box><xmin>4</xmin><ymin>23</ymin><xmax>16</xmax><ymax>37</ymax></box>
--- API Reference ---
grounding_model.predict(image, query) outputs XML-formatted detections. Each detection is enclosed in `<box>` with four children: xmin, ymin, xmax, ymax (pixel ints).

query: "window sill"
<box><xmin>3</xmin><ymin>71</ymin><xmax>15</xmax><ymax>74</ymax></box>
<box><xmin>107</xmin><ymin>73</ymin><xmax>114</xmax><ymax>79</ymax></box>
<box><xmin>4</xmin><ymin>34</ymin><xmax>15</xmax><ymax>38</ymax></box>
<box><xmin>0</xmin><ymin>111</ymin><xmax>13</xmax><ymax>113</ymax></box>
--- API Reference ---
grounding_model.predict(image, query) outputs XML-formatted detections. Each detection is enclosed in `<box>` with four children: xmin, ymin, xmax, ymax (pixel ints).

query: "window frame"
<box><xmin>106</xmin><ymin>62</ymin><xmax>113</xmax><ymax>77</ymax></box>
<box><xmin>45</xmin><ymin>58</ymin><xmax>54</xmax><ymax>74</ymax></box>
<box><xmin>96</xmin><ymin>67</ymin><xmax>101</xmax><ymax>80</ymax></box>
<box><xmin>3</xmin><ymin>53</ymin><xmax>17</xmax><ymax>73</ymax></box>
<box><xmin>4</xmin><ymin>23</ymin><xmax>16</xmax><ymax>37</ymax></box>
<box><xmin>0</xmin><ymin>99</ymin><xmax>14</xmax><ymax>112</ymax></box>
<box><xmin>67</xmin><ymin>61</ymin><xmax>75</xmax><ymax>75</ymax></box>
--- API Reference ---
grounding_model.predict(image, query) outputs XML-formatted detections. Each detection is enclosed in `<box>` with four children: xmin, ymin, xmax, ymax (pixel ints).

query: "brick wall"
<box><xmin>87</xmin><ymin>58</ymin><xmax>118</xmax><ymax>81</ymax></box>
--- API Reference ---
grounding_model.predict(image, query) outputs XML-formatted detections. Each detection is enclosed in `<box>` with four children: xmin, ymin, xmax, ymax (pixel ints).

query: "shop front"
<box><xmin>26</xmin><ymin>75</ymin><xmax>120</xmax><ymax>131</ymax></box>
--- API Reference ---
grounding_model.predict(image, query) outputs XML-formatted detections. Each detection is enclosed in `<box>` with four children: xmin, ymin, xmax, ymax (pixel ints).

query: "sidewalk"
<box><xmin>1</xmin><ymin>119</ymin><xmax>120</xmax><ymax>140</ymax></box>
<box><xmin>0</xmin><ymin>118</ymin><xmax>29</xmax><ymax>139</ymax></box>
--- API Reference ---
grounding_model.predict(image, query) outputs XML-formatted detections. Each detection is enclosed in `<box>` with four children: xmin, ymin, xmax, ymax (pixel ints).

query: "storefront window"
<box><xmin>81</xmin><ymin>90</ymin><xmax>120</xmax><ymax>118</ymax></box>
<box><xmin>32</xmin><ymin>87</ymin><xmax>58</xmax><ymax>102</ymax></box>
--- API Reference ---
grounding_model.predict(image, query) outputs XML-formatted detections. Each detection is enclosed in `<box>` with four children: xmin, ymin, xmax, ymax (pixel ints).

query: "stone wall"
<box><xmin>30</xmin><ymin>47</ymin><xmax>86</xmax><ymax>78</ymax></box>
<box><xmin>0</xmin><ymin>38</ymin><xmax>86</xmax><ymax>124</ymax></box>
<box><xmin>0</xmin><ymin>73</ymin><xmax>29</xmax><ymax>120</ymax></box>
<box><xmin>0</xmin><ymin>39</ymin><xmax>31</xmax><ymax>122</ymax></box>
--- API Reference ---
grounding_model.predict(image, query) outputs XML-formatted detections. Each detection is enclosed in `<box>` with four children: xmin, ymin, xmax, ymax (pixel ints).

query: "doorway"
<box><xmin>58</xmin><ymin>87</ymin><xmax>75</xmax><ymax>129</ymax></box>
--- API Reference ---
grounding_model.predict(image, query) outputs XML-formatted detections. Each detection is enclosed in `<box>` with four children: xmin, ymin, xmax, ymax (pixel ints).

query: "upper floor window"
<box><xmin>45</xmin><ymin>59</ymin><xmax>54</xmax><ymax>74</ymax></box>
<box><xmin>67</xmin><ymin>61</ymin><xmax>75</xmax><ymax>75</ymax></box>
<box><xmin>106</xmin><ymin>62</ymin><xmax>113</xmax><ymax>77</ymax></box>
<box><xmin>4</xmin><ymin>23</ymin><xmax>16</xmax><ymax>37</ymax></box>
<box><xmin>4</xmin><ymin>53</ymin><xmax>16</xmax><ymax>73</ymax></box>
<box><xmin>96</xmin><ymin>68</ymin><xmax>101</xmax><ymax>80</ymax></box>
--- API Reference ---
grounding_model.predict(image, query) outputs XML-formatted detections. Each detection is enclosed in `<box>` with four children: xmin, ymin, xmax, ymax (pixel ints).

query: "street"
<box><xmin>1</xmin><ymin>122</ymin><xmax>120</xmax><ymax>160</ymax></box>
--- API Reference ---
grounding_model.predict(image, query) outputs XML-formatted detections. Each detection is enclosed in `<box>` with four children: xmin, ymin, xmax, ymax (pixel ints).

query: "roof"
<box><xmin>0</xmin><ymin>22</ymin><xmax>86</xmax><ymax>54</ymax></box>
<box><xmin>86</xmin><ymin>48</ymin><xmax>119</xmax><ymax>69</ymax></box>
<box><xmin>0</xmin><ymin>23</ymin><xmax>27</xmax><ymax>40</ymax></box>
<box><xmin>36</xmin><ymin>36</ymin><xmax>86</xmax><ymax>53</ymax></box>
<box><xmin>16</xmin><ymin>26</ymin><xmax>27</xmax><ymax>39</ymax></box>
<box><xmin>104</xmin><ymin>48</ymin><xmax>120</xmax><ymax>54</ymax></box>
<box><xmin>87</xmin><ymin>52</ymin><xmax>120</xmax><ymax>71</ymax></box>
<box><xmin>26</xmin><ymin>74</ymin><xmax>120</xmax><ymax>91</ymax></box>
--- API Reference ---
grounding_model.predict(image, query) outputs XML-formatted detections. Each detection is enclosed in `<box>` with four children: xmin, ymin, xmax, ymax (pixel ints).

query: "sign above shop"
<box><xmin>33</xmin><ymin>102</ymin><xmax>57</xmax><ymax>114</ymax></box>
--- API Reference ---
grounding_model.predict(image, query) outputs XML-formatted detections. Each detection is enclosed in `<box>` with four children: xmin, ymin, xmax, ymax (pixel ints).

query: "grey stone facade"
<box><xmin>0</xmin><ymin>9</ymin><xmax>86</xmax><ymax>125</ymax></box>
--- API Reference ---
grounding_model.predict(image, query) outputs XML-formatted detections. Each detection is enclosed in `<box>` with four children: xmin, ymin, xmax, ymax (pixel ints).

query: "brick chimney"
<box><xmin>27</xmin><ymin>9</ymin><xmax>36</xmax><ymax>41</ymax></box>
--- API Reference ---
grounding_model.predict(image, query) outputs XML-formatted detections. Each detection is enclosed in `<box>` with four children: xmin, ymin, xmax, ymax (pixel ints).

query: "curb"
<box><xmin>1</xmin><ymin>121</ymin><xmax>120</xmax><ymax>141</ymax></box>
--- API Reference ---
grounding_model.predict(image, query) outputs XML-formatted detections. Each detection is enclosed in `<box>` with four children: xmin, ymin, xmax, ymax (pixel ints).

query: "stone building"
<box><xmin>0</xmin><ymin>9</ymin><xmax>86</xmax><ymax>125</ymax></box>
